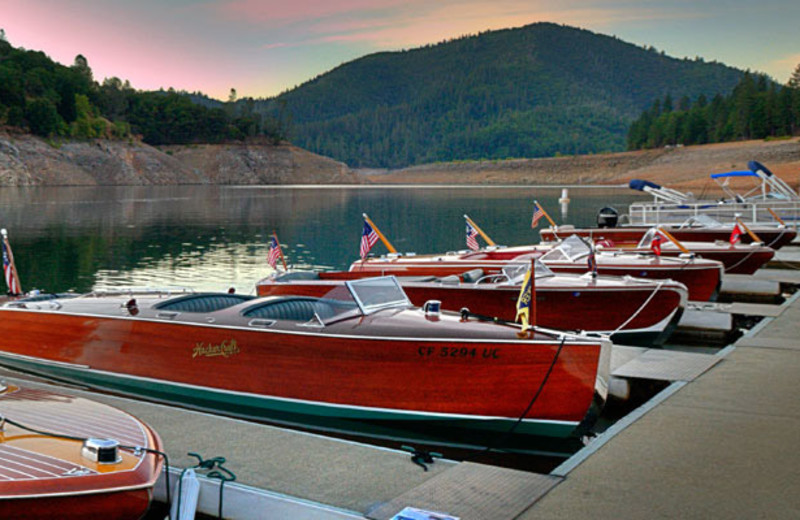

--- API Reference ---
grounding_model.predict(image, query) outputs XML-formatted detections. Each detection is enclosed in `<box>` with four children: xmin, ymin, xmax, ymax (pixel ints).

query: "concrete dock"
<box><xmin>518</xmin><ymin>290</ymin><xmax>800</xmax><ymax>519</ymax></box>
<box><xmin>2</xmin><ymin>286</ymin><xmax>799</xmax><ymax>518</ymax></box>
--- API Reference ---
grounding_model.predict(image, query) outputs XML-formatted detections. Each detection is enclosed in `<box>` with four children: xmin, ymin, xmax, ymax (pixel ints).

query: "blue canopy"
<box><xmin>629</xmin><ymin>179</ymin><xmax>662</xmax><ymax>191</ymax></box>
<box><xmin>710</xmin><ymin>171</ymin><xmax>758</xmax><ymax>179</ymax></box>
<box><xmin>748</xmin><ymin>160</ymin><xmax>774</xmax><ymax>177</ymax></box>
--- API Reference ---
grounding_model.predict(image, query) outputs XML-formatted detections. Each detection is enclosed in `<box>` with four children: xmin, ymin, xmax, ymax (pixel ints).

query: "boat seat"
<box><xmin>154</xmin><ymin>293</ymin><xmax>254</xmax><ymax>313</ymax></box>
<box><xmin>439</xmin><ymin>275</ymin><xmax>460</xmax><ymax>285</ymax></box>
<box><xmin>274</xmin><ymin>271</ymin><xmax>321</xmax><ymax>282</ymax></box>
<box><xmin>244</xmin><ymin>298</ymin><xmax>339</xmax><ymax>322</ymax></box>
<box><xmin>460</xmin><ymin>268</ymin><xmax>484</xmax><ymax>283</ymax></box>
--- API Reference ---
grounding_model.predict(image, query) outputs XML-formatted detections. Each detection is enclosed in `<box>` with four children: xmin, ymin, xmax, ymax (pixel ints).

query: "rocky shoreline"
<box><xmin>0</xmin><ymin>132</ymin><xmax>357</xmax><ymax>186</ymax></box>
<box><xmin>1</xmin><ymin>131</ymin><xmax>798</xmax><ymax>189</ymax></box>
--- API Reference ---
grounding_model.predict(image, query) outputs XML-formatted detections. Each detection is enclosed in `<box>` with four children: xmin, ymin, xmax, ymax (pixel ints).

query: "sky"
<box><xmin>2</xmin><ymin>0</ymin><xmax>799</xmax><ymax>100</ymax></box>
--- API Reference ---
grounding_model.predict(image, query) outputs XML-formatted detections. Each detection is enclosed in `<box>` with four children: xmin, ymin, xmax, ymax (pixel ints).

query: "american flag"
<box><xmin>2</xmin><ymin>232</ymin><xmax>21</xmax><ymax>295</ymax></box>
<box><xmin>531</xmin><ymin>202</ymin><xmax>545</xmax><ymax>228</ymax></box>
<box><xmin>651</xmin><ymin>232</ymin><xmax>665</xmax><ymax>256</ymax></box>
<box><xmin>466</xmin><ymin>221</ymin><xmax>480</xmax><ymax>251</ymax></box>
<box><xmin>267</xmin><ymin>235</ymin><xmax>282</xmax><ymax>269</ymax></box>
<box><xmin>729</xmin><ymin>223</ymin><xmax>743</xmax><ymax>245</ymax></box>
<box><xmin>360</xmin><ymin>220</ymin><xmax>379</xmax><ymax>260</ymax></box>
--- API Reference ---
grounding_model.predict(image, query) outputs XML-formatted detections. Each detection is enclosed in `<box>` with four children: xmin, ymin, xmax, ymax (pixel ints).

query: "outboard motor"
<box><xmin>596</xmin><ymin>207</ymin><xmax>619</xmax><ymax>228</ymax></box>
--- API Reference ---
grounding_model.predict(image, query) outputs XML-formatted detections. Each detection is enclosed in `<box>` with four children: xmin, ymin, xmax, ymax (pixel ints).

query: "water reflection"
<box><xmin>0</xmin><ymin>185</ymin><xmax>645</xmax><ymax>293</ymax></box>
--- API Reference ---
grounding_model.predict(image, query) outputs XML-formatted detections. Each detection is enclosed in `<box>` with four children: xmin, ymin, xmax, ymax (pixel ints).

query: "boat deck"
<box><xmin>0</xmin><ymin>281</ymin><xmax>798</xmax><ymax>518</ymax></box>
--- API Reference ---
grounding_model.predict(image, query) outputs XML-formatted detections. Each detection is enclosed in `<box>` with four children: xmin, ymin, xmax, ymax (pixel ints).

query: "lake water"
<box><xmin>0</xmin><ymin>185</ymin><xmax>646</xmax><ymax>294</ymax></box>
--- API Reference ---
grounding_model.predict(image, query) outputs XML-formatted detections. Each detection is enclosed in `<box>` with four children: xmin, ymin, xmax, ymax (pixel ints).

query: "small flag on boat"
<box><xmin>466</xmin><ymin>221</ymin><xmax>480</xmax><ymax>251</ymax></box>
<box><xmin>1</xmin><ymin>229</ymin><xmax>22</xmax><ymax>296</ymax></box>
<box><xmin>729</xmin><ymin>223</ymin><xmax>744</xmax><ymax>245</ymax></box>
<box><xmin>360</xmin><ymin>220</ymin><xmax>380</xmax><ymax>260</ymax></box>
<box><xmin>267</xmin><ymin>234</ymin><xmax>283</xmax><ymax>269</ymax></box>
<box><xmin>531</xmin><ymin>202</ymin><xmax>545</xmax><ymax>228</ymax></box>
<box><xmin>515</xmin><ymin>267</ymin><xmax>533</xmax><ymax>330</ymax></box>
<box><xmin>650</xmin><ymin>232</ymin><xmax>665</xmax><ymax>256</ymax></box>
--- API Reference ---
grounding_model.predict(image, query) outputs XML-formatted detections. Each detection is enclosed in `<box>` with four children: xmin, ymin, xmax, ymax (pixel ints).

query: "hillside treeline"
<box><xmin>627</xmin><ymin>70</ymin><xmax>800</xmax><ymax>149</ymax></box>
<box><xmin>259</xmin><ymin>23</ymin><xmax>743</xmax><ymax>168</ymax></box>
<box><xmin>0</xmin><ymin>33</ymin><xmax>288</xmax><ymax>144</ymax></box>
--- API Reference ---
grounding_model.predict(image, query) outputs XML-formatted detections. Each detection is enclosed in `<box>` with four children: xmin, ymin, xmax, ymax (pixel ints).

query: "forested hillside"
<box><xmin>0</xmin><ymin>32</ymin><xmax>287</xmax><ymax>144</ymax></box>
<box><xmin>628</xmin><ymin>70</ymin><xmax>800</xmax><ymax>149</ymax></box>
<box><xmin>255</xmin><ymin>23</ymin><xmax>744</xmax><ymax>168</ymax></box>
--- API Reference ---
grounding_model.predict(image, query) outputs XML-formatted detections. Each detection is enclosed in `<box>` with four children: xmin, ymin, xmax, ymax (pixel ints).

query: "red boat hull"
<box><xmin>0</xmin><ymin>386</ymin><xmax>163</xmax><ymax>520</ymax></box>
<box><xmin>0</xmin><ymin>303</ymin><xmax>606</xmax><ymax>444</ymax></box>
<box><xmin>349</xmin><ymin>254</ymin><xmax>722</xmax><ymax>302</ymax></box>
<box><xmin>540</xmin><ymin>226</ymin><xmax>797</xmax><ymax>249</ymax></box>
<box><xmin>257</xmin><ymin>276</ymin><xmax>687</xmax><ymax>345</ymax></box>
<box><xmin>1</xmin><ymin>490</ymin><xmax>153</xmax><ymax>520</ymax></box>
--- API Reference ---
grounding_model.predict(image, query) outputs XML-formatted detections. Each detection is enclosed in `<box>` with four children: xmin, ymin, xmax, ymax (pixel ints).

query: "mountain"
<box><xmin>259</xmin><ymin>23</ymin><xmax>744</xmax><ymax>169</ymax></box>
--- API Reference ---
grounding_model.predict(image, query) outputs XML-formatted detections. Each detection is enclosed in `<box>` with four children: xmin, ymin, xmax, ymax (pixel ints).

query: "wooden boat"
<box><xmin>539</xmin><ymin>216</ymin><xmax>797</xmax><ymax>250</ymax></box>
<box><xmin>0</xmin><ymin>382</ymin><xmax>163</xmax><ymax>519</ymax></box>
<box><xmin>257</xmin><ymin>261</ymin><xmax>688</xmax><ymax>347</ymax></box>
<box><xmin>349</xmin><ymin>241</ymin><xmax>723</xmax><ymax>301</ymax></box>
<box><xmin>0</xmin><ymin>278</ymin><xmax>611</xmax><ymax>453</ymax></box>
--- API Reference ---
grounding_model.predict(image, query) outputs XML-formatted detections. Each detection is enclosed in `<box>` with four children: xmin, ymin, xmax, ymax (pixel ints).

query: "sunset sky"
<box><xmin>3</xmin><ymin>0</ymin><xmax>799</xmax><ymax>100</ymax></box>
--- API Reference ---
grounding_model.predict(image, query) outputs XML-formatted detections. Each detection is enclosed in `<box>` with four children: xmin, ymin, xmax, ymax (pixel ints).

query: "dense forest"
<box><xmin>250</xmin><ymin>23</ymin><xmax>745</xmax><ymax>168</ymax></box>
<box><xmin>627</xmin><ymin>68</ymin><xmax>800</xmax><ymax>149</ymax></box>
<box><xmin>0</xmin><ymin>30</ymin><xmax>288</xmax><ymax>144</ymax></box>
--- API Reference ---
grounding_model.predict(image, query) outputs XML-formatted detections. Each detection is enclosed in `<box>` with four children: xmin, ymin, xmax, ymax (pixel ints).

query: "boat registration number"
<box><xmin>418</xmin><ymin>346</ymin><xmax>500</xmax><ymax>359</ymax></box>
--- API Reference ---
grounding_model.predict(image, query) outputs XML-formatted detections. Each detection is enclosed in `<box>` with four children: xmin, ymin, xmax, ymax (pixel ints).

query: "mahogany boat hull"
<box><xmin>257</xmin><ymin>276</ymin><xmax>688</xmax><ymax>346</ymax></box>
<box><xmin>0</xmin><ymin>298</ymin><xmax>609</xmax><ymax>452</ymax></box>
<box><xmin>0</xmin><ymin>385</ymin><xmax>163</xmax><ymax>520</ymax></box>
<box><xmin>539</xmin><ymin>226</ymin><xmax>797</xmax><ymax>250</ymax></box>
<box><xmin>349</xmin><ymin>254</ymin><xmax>722</xmax><ymax>302</ymax></box>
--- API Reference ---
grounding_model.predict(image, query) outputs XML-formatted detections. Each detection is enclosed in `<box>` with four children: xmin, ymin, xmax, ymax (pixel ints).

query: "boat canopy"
<box><xmin>628</xmin><ymin>179</ymin><xmax>690</xmax><ymax>204</ymax></box>
<box><xmin>709</xmin><ymin>171</ymin><xmax>758</xmax><ymax>179</ymax></box>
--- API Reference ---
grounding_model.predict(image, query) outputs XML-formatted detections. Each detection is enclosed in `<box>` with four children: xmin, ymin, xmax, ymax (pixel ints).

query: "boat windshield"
<box><xmin>344</xmin><ymin>276</ymin><xmax>412</xmax><ymax>314</ymax></box>
<box><xmin>678</xmin><ymin>215</ymin><xmax>724</xmax><ymax>228</ymax></box>
<box><xmin>637</xmin><ymin>227</ymin><xmax>667</xmax><ymax>249</ymax></box>
<box><xmin>540</xmin><ymin>235</ymin><xmax>591</xmax><ymax>263</ymax></box>
<box><xmin>502</xmin><ymin>259</ymin><xmax>554</xmax><ymax>283</ymax></box>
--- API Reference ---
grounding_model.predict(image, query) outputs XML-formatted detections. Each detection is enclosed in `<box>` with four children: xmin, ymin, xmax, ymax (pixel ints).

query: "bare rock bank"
<box><xmin>363</xmin><ymin>138</ymin><xmax>800</xmax><ymax>192</ymax></box>
<box><xmin>0</xmin><ymin>131</ymin><xmax>357</xmax><ymax>186</ymax></box>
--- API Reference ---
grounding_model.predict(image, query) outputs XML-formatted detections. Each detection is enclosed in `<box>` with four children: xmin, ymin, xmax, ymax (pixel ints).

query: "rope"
<box><xmin>175</xmin><ymin>452</ymin><xmax>236</xmax><ymax>520</ymax></box>
<box><xmin>611</xmin><ymin>281</ymin><xmax>664</xmax><ymax>334</ymax></box>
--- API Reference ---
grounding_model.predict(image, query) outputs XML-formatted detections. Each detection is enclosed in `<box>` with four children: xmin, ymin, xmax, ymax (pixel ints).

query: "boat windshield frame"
<box><xmin>502</xmin><ymin>259</ymin><xmax>554</xmax><ymax>283</ymax></box>
<box><xmin>678</xmin><ymin>215</ymin><xmax>725</xmax><ymax>229</ymax></box>
<box><xmin>540</xmin><ymin>235</ymin><xmax>591</xmax><ymax>263</ymax></box>
<box><xmin>344</xmin><ymin>276</ymin><xmax>412</xmax><ymax>315</ymax></box>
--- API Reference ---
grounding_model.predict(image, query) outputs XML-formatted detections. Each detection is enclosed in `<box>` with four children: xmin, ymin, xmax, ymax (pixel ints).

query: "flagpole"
<box><xmin>533</xmin><ymin>200</ymin><xmax>557</xmax><ymax>227</ymax></box>
<box><xmin>362</xmin><ymin>213</ymin><xmax>397</xmax><ymax>253</ymax></box>
<box><xmin>1</xmin><ymin>228</ymin><xmax>22</xmax><ymax>296</ymax></box>
<box><xmin>656</xmin><ymin>226</ymin><xmax>690</xmax><ymax>254</ymax></box>
<box><xmin>735</xmin><ymin>218</ymin><xmax>762</xmax><ymax>244</ymax></box>
<box><xmin>463</xmin><ymin>215</ymin><xmax>496</xmax><ymax>246</ymax></box>
<box><xmin>273</xmin><ymin>231</ymin><xmax>288</xmax><ymax>271</ymax></box>
<box><xmin>767</xmin><ymin>208</ymin><xmax>786</xmax><ymax>226</ymax></box>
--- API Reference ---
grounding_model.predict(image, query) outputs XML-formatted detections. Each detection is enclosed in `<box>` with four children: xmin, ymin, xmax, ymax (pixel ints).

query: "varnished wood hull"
<box><xmin>349</xmin><ymin>255</ymin><xmax>722</xmax><ymax>301</ymax></box>
<box><xmin>539</xmin><ymin>226</ymin><xmax>797</xmax><ymax>250</ymax></box>
<box><xmin>0</xmin><ymin>304</ymin><xmax>609</xmax><ymax>451</ymax></box>
<box><xmin>0</xmin><ymin>385</ymin><xmax>163</xmax><ymax>520</ymax></box>
<box><xmin>257</xmin><ymin>276</ymin><xmax>687</xmax><ymax>346</ymax></box>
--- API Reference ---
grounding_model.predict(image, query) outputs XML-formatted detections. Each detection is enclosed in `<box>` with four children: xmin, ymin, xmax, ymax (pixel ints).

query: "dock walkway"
<box><xmin>519</xmin><ymin>291</ymin><xmax>800</xmax><ymax>519</ymax></box>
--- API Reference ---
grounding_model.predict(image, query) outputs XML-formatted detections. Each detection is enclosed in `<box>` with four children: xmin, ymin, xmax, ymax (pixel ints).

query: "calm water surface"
<box><xmin>0</xmin><ymin>185</ymin><xmax>646</xmax><ymax>294</ymax></box>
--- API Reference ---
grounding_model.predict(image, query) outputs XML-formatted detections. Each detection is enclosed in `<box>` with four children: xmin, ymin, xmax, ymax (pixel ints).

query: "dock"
<box><xmin>1</xmin><ymin>277</ymin><xmax>798</xmax><ymax>518</ymax></box>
